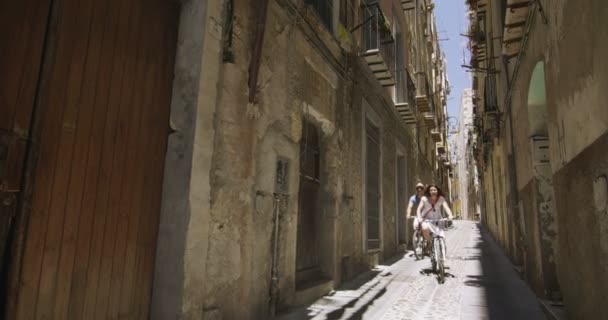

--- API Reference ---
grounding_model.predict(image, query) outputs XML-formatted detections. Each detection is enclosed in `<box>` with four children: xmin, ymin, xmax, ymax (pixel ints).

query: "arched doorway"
<box><xmin>527</xmin><ymin>61</ymin><xmax>561</xmax><ymax>299</ymax></box>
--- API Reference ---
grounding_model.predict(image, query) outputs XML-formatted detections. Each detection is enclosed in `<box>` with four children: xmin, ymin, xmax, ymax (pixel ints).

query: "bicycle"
<box><xmin>413</xmin><ymin>224</ymin><xmax>424</xmax><ymax>260</ymax></box>
<box><xmin>427</xmin><ymin>218</ymin><xmax>449</xmax><ymax>283</ymax></box>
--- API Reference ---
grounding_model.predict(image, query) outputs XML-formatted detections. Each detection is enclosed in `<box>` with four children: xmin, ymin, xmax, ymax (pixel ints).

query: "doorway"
<box><xmin>295</xmin><ymin>120</ymin><xmax>324</xmax><ymax>287</ymax></box>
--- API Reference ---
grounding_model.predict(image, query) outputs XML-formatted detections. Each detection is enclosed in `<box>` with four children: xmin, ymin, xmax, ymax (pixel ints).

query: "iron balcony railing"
<box><xmin>360</xmin><ymin>2</ymin><xmax>396</xmax><ymax>86</ymax></box>
<box><xmin>395</xmin><ymin>68</ymin><xmax>416</xmax><ymax>106</ymax></box>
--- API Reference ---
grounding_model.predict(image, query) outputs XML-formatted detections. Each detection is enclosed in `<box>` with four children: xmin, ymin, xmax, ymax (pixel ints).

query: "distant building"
<box><xmin>455</xmin><ymin>89</ymin><xmax>478</xmax><ymax>220</ymax></box>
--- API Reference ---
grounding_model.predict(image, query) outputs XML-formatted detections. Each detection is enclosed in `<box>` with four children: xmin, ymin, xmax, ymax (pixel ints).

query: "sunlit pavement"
<box><xmin>279</xmin><ymin>220</ymin><xmax>545</xmax><ymax>320</ymax></box>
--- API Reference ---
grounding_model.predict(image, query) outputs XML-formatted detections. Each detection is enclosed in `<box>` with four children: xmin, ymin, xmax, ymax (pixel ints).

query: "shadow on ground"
<box><xmin>466</xmin><ymin>223</ymin><xmax>545</xmax><ymax>320</ymax></box>
<box><xmin>277</xmin><ymin>263</ymin><xmax>395</xmax><ymax>320</ymax></box>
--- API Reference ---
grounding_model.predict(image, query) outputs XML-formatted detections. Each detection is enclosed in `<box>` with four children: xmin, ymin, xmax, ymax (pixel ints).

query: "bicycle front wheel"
<box><xmin>437</xmin><ymin>238</ymin><xmax>446</xmax><ymax>283</ymax></box>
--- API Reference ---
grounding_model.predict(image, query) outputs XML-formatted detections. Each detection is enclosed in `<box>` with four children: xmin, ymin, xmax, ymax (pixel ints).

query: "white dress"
<box><xmin>417</xmin><ymin>196</ymin><xmax>448</xmax><ymax>237</ymax></box>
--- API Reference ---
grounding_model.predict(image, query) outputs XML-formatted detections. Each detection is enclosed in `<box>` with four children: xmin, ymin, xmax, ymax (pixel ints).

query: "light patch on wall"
<box><xmin>528</xmin><ymin>63</ymin><xmax>547</xmax><ymax>106</ymax></box>
<box><xmin>301</xmin><ymin>101</ymin><xmax>335</xmax><ymax>136</ymax></box>
<box><xmin>553</xmin><ymin>69</ymin><xmax>607</xmax><ymax>174</ymax></box>
<box><xmin>304</xmin><ymin>57</ymin><xmax>338</xmax><ymax>89</ymax></box>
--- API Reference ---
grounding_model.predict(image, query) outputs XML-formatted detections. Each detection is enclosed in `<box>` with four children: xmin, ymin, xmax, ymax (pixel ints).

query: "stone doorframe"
<box><xmin>150</xmin><ymin>0</ymin><xmax>223</xmax><ymax>318</ymax></box>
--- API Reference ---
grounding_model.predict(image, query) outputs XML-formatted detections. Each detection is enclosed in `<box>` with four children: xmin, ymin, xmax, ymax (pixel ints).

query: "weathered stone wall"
<box><xmin>340</xmin><ymin>57</ymin><xmax>437</xmax><ymax>271</ymax></box>
<box><xmin>553</xmin><ymin>132</ymin><xmax>608</xmax><ymax>319</ymax></box>
<box><xmin>543</xmin><ymin>2</ymin><xmax>608</xmax><ymax>315</ymax></box>
<box><xmin>151</xmin><ymin>0</ymin><xmax>443</xmax><ymax>318</ymax></box>
<box><xmin>478</xmin><ymin>0</ymin><xmax>608</xmax><ymax>317</ymax></box>
<box><xmin>507</xmin><ymin>0</ymin><xmax>608</xmax><ymax>305</ymax></box>
<box><xmin>151</xmin><ymin>0</ymin><xmax>221</xmax><ymax>318</ymax></box>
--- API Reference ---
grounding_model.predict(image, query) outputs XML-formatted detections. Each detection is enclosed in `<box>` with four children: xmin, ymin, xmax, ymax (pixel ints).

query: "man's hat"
<box><xmin>416</xmin><ymin>182</ymin><xmax>424</xmax><ymax>188</ymax></box>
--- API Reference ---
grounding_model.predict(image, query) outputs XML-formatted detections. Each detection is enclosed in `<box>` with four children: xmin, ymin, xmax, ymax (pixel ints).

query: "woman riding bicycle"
<box><xmin>416</xmin><ymin>184</ymin><xmax>454</xmax><ymax>254</ymax></box>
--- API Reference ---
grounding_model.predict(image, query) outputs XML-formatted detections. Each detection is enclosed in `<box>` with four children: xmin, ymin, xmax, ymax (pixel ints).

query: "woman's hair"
<box><xmin>424</xmin><ymin>184</ymin><xmax>444</xmax><ymax>198</ymax></box>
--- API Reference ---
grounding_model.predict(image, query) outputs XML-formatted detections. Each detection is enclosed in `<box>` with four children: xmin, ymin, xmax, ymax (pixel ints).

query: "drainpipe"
<box><xmin>248</xmin><ymin>0</ymin><xmax>270</xmax><ymax>104</ymax></box>
<box><xmin>269</xmin><ymin>193</ymin><xmax>287</xmax><ymax>316</ymax></box>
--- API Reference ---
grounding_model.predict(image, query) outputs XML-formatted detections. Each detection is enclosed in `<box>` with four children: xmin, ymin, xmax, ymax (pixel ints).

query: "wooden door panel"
<box><xmin>11</xmin><ymin>0</ymin><xmax>178</xmax><ymax>318</ymax></box>
<box><xmin>0</xmin><ymin>0</ymin><xmax>52</xmax><ymax>133</ymax></box>
<box><xmin>0</xmin><ymin>0</ymin><xmax>53</xmax><ymax>278</ymax></box>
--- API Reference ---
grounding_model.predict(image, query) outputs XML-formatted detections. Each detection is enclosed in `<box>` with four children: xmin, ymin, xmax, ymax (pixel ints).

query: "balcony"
<box><xmin>394</xmin><ymin>69</ymin><xmax>416</xmax><ymax>125</ymax></box>
<box><xmin>401</xmin><ymin>0</ymin><xmax>415</xmax><ymax>11</ymax></box>
<box><xmin>361</xmin><ymin>2</ymin><xmax>395</xmax><ymax>87</ymax></box>
<box><xmin>431</xmin><ymin>129</ymin><xmax>442</xmax><ymax>142</ymax></box>
<box><xmin>502</xmin><ymin>0</ymin><xmax>531</xmax><ymax>58</ymax></box>
<box><xmin>437</xmin><ymin>143</ymin><xmax>446</xmax><ymax>154</ymax></box>
<box><xmin>415</xmin><ymin>72</ymin><xmax>430</xmax><ymax>112</ymax></box>
<box><xmin>423</xmin><ymin>112</ymin><xmax>435</xmax><ymax>127</ymax></box>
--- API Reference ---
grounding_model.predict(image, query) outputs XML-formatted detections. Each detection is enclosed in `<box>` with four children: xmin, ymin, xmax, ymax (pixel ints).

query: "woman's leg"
<box><xmin>421</xmin><ymin>222</ymin><xmax>432</xmax><ymax>251</ymax></box>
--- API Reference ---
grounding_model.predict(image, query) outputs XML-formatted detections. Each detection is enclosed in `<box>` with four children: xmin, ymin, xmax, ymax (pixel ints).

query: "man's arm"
<box><xmin>406</xmin><ymin>201</ymin><xmax>413</xmax><ymax>218</ymax></box>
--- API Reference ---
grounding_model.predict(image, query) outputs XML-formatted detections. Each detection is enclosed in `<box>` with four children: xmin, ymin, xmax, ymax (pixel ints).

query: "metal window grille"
<box><xmin>360</xmin><ymin>2</ymin><xmax>395</xmax><ymax>64</ymax></box>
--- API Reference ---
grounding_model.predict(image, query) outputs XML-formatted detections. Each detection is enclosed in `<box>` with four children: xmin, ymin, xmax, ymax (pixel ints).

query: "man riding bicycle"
<box><xmin>407</xmin><ymin>182</ymin><xmax>425</xmax><ymax>232</ymax></box>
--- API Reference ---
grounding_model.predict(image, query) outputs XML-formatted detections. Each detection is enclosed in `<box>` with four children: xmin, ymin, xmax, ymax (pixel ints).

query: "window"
<box><xmin>339</xmin><ymin>0</ymin><xmax>355</xmax><ymax>28</ymax></box>
<box><xmin>365</xmin><ymin>118</ymin><xmax>381</xmax><ymax>251</ymax></box>
<box><xmin>296</xmin><ymin>121</ymin><xmax>322</xmax><ymax>275</ymax></box>
<box><xmin>484</xmin><ymin>73</ymin><xmax>498</xmax><ymax>112</ymax></box>
<box><xmin>394</xmin><ymin>15</ymin><xmax>405</xmax><ymax>102</ymax></box>
<box><xmin>306</xmin><ymin>0</ymin><xmax>333</xmax><ymax>30</ymax></box>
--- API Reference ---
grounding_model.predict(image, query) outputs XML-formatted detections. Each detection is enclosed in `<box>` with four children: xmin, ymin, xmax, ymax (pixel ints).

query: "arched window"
<box><xmin>527</xmin><ymin>62</ymin><xmax>548</xmax><ymax>137</ymax></box>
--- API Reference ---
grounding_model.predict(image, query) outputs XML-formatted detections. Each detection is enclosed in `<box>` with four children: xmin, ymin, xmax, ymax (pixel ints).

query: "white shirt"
<box><xmin>417</xmin><ymin>196</ymin><xmax>450</xmax><ymax>221</ymax></box>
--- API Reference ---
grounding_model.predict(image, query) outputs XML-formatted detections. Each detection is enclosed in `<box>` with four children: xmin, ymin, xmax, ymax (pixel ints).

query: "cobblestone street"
<box><xmin>280</xmin><ymin>221</ymin><xmax>546</xmax><ymax>320</ymax></box>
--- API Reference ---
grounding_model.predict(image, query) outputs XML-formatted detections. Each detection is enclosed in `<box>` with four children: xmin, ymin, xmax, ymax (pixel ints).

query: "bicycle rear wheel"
<box><xmin>413</xmin><ymin>233</ymin><xmax>422</xmax><ymax>260</ymax></box>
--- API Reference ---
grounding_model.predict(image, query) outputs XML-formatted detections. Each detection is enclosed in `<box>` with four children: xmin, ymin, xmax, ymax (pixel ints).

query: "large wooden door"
<box><xmin>0</xmin><ymin>0</ymin><xmax>53</xmax><ymax>267</ymax></box>
<box><xmin>2</xmin><ymin>0</ymin><xmax>178</xmax><ymax>318</ymax></box>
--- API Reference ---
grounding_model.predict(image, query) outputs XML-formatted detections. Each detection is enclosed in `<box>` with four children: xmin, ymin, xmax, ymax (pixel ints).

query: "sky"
<box><xmin>433</xmin><ymin>0</ymin><xmax>471</xmax><ymax>131</ymax></box>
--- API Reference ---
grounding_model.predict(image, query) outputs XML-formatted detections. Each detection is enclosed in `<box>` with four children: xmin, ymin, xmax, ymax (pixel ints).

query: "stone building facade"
<box><xmin>0</xmin><ymin>0</ymin><xmax>449</xmax><ymax>319</ymax></box>
<box><xmin>150</xmin><ymin>0</ymin><xmax>450</xmax><ymax>319</ymax></box>
<box><xmin>467</xmin><ymin>0</ymin><xmax>608</xmax><ymax>318</ymax></box>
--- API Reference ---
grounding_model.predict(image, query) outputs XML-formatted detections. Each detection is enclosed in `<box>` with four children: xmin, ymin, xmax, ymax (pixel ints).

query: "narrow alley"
<box><xmin>280</xmin><ymin>221</ymin><xmax>545</xmax><ymax>320</ymax></box>
<box><xmin>1</xmin><ymin>0</ymin><xmax>606</xmax><ymax>319</ymax></box>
